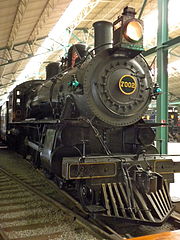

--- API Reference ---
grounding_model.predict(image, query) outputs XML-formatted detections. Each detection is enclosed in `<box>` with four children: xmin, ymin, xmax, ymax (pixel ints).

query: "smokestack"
<box><xmin>93</xmin><ymin>21</ymin><xmax>113</xmax><ymax>54</ymax></box>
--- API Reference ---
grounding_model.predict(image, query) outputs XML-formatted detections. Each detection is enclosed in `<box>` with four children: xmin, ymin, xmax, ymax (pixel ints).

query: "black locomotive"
<box><xmin>0</xmin><ymin>7</ymin><xmax>174</xmax><ymax>225</ymax></box>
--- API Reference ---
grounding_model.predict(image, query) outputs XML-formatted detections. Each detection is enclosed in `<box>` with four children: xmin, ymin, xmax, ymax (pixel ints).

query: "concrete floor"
<box><xmin>168</xmin><ymin>143</ymin><xmax>180</xmax><ymax>199</ymax></box>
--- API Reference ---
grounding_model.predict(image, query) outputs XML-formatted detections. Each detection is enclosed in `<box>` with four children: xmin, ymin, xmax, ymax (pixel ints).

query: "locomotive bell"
<box><xmin>46</xmin><ymin>62</ymin><xmax>59</xmax><ymax>80</ymax></box>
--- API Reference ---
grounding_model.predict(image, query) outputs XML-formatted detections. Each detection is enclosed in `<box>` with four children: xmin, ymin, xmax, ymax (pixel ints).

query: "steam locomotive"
<box><xmin>0</xmin><ymin>7</ymin><xmax>174</xmax><ymax>225</ymax></box>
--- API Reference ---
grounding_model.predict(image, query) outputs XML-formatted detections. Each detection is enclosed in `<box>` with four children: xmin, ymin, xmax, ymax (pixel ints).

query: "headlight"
<box><xmin>124</xmin><ymin>20</ymin><xmax>143</xmax><ymax>42</ymax></box>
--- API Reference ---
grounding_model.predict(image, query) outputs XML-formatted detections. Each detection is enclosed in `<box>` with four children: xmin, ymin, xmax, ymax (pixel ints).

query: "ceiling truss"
<box><xmin>0</xmin><ymin>0</ymin><xmax>179</xmax><ymax>103</ymax></box>
<box><xmin>10</xmin><ymin>0</ymin><xmax>61</xmax><ymax>81</ymax></box>
<box><xmin>0</xmin><ymin>0</ymin><xmax>29</xmax><ymax>82</ymax></box>
<box><xmin>0</xmin><ymin>36</ymin><xmax>48</xmax><ymax>67</ymax></box>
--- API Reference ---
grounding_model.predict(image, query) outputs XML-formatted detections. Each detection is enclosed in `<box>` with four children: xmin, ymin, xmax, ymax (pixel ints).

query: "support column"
<box><xmin>156</xmin><ymin>0</ymin><xmax>169</xmax><ymax>154</ymax></box>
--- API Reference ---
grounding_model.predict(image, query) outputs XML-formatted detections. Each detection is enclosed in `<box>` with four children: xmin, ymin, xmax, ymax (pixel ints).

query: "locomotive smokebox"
<box><xmin>93</xmin><ymin>21</ymin><xmax>113</xmax><ymax>54</ymax></box>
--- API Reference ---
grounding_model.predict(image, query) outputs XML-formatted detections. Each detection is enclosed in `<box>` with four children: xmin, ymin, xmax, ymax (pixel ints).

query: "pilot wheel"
<box><xmin>77</xmin><ymin>180</ymin><xmax>94</xmax><ymax>208</ymax></box>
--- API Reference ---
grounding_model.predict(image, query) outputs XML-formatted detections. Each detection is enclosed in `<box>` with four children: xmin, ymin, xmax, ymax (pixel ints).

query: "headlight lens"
<box><xmin>124</xmin><ymin>20</ymin><xmax>143</xmax><ymax>42</ymax></box>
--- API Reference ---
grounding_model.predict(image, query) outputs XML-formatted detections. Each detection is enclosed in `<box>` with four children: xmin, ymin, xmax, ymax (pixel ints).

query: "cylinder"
<box><xmin>93</xmin><ymin>21</ymin><xmax>113</xmax><ymax>54</ymax></box>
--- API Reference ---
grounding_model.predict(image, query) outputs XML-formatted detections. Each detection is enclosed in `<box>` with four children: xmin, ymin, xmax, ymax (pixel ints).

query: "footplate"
<box><xmin>96</xmin><ymin>180</ymin><xmax>173</xmax><ymax>225</ymax></box>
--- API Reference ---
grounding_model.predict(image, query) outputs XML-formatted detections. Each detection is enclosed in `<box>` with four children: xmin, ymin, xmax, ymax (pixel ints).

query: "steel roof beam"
<box><xmin>67</xmin><ymin>0</ymin><xmax>101</xmax><ymax>33</ymax></box>
<box><xmin>11</xmin><ymin>0</ymin><xmax>60</xmax><ymax>78</ymax></box>
<box><xmin>0</xmin><ymin>0</ymin><xmax>101</xmax><ymax>85</ymax></box>
<box><xmin>143</xmin><ymin>36</ymin><xmax>180</xmax><ymax>57</ymax></box>
<box><xmin>169</xmin><ymin>101</ymin><xmax>180</xmax><ymax>105</ymax></box>
<box><xmin>2</xmin><ymin>70</ymin><xmax>22</xmax><ymax>78</ymax></box>
<box><xmin>8</xmin><ymin>0</ymin><xmax>29</xmax><ymax>49</ymax></box>
<box><xmin>0</xmin><ymin>49</ymin><xmax>54</xmax><ymax>67</ymax></box>
<box><xmin>0</xmin><ymin>36</ymin><xmax>48</xmax><ymax>66</ymax></box>
<box><xmin>29</xmin><ymin>0</ymin><xmax>60</xmax><ymax>44</ymax></box>
<box><xmin>138</xmin><ymin>0</ymin><xmax>148</xmax><ymax>19</ymax></box>
<box><xmin>15</xmin><ymin>0</ymin><xmax>101</xmax><ymax>78</ymax></box>
<box><xmin>0</xmin><ymin>0</ymin><xmax>29</xmax><ymax>81</ymax></box>
<box><xmin>0</xmin><ymin>36</ymin><xmax>47</xmax><ymax>52</ymax></box>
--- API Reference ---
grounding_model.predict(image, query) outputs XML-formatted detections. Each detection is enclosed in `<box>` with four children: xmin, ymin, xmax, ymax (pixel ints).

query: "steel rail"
<box><xmin>0</xmin><ymin>167</ymin><xmax>123</xmax><ymax>240</ymax></box>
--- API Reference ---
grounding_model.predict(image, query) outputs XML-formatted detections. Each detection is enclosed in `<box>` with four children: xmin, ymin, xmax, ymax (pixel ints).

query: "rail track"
<box><xmin>0</xmin><ymin>150</ymin><xmax>179</xmax><ymax>240</ymax></box>
<box><xmin>0</xmin><ymin>163</ymin><xmax>122</xmax><ymax>240</ymax></box>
